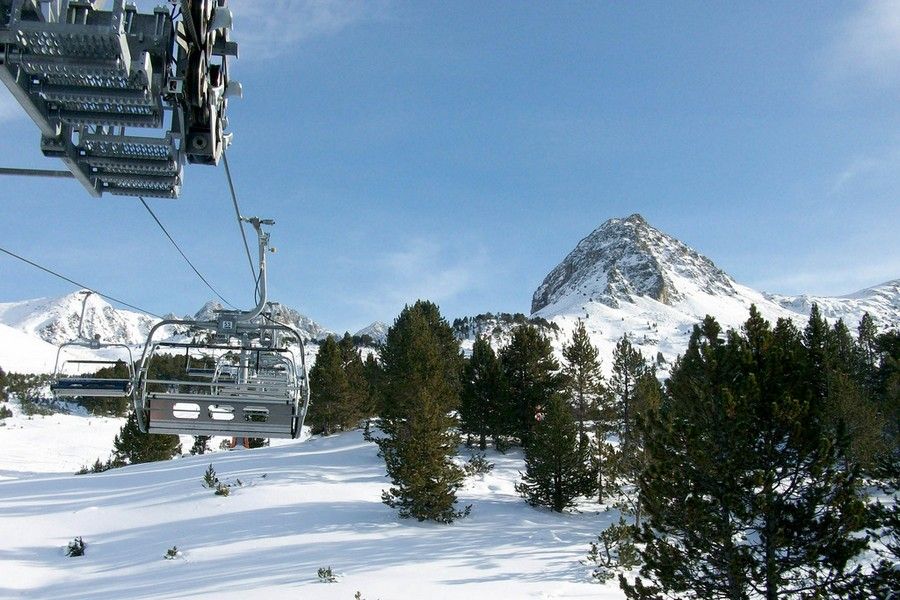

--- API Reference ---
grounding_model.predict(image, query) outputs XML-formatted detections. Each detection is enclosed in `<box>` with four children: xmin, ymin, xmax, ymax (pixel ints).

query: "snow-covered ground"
<box><xmin>0</xmin><ymin>403</ymin><xmax>623</xmax><ymax>600</ymax></box>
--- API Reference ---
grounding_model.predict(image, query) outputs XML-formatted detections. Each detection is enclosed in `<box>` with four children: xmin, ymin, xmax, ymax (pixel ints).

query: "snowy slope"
<box><xmin>527</xmin><ymin>215</ymin><xmax>899</xmax><ymax>372</ymax></box>
<box><xmin>0</xmin><ymin>421</ymin><xmax>623</xmax><ymax>599</ymax></box>
<box><xmin>0</xmin><ymin>322</ymin><xmax>61</xmax><ymax>374</ymax></box>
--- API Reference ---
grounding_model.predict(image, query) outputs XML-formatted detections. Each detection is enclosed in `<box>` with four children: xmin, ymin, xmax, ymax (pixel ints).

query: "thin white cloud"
<box><xmin>829</xmin><ymin>145</ymin><xmax>900</xmax><ymax>195</ymax></box>
<box><xmin>228</xmin><ymin>0</ymin><xmax>389</xmax><ymax>59</ymax></box>
<box><xmin>830</xmin><ymin>0</ymin><xmax>900</xmax><ymax>85</ymax></box>
<box><xmin>349</xmin><ymin>238</ymin><xmax>490</xmax><ymax>319</ymax></box>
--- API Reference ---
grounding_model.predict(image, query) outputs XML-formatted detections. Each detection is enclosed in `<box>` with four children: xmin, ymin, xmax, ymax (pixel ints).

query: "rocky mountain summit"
<box><xmin>532</xmin><ymin>214</ymin><xmax>737</xmax><ymax>313</ymax></box>
<box><xmin>526</xmin><ymin>214</ymin><xmax>898</xmax><ymax>372</ymax></box>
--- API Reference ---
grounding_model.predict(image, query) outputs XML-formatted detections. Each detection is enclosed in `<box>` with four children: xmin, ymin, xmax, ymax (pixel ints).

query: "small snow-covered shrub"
<box><xmin>0</xmin><ymin>405</ymin><xmax>12</xmax><ymax>419</ymax></box>
<box><xmin>317</xmin><ymin>566</ymin><xmax>337</xmax><ymax>583</ymax></box>
<box><xmin>164</xmin><ymin>546</ymin><xmax>180</xmax><ymax>560</ymax></box>
<box><xmin>66</xmin><ymin>537</ymin><xmax>86</xmax><ymax>557</ymax></box>
<box><xmin>585</xmin><ymin>518</ymin><xmax>639</xmax><ymax>582</ymax></box>
<box><xmin>214</xmin><ymin>482</ymin><xmax>230</xmax><ymax>496</ymax></box>
<box><xmin>463</xmin><ymin>453</ymin><xmax>494</xmax><ymax>477</ymax></box>
<box><xmin>202</xmin><ymin>464</ymin><xmax>218</xmax><ymax>488</ymax></box>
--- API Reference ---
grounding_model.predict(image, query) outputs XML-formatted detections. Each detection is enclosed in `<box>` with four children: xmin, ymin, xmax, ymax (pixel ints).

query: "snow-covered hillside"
<box><xmin>528</xmin><ymin>214</ymin><xmax>899</xmax><ymax>371</ymax></box>
<box><xmin>0</xmin><ymin>406</ymin><xmax>622</xmax><ymax>599</ymax></box>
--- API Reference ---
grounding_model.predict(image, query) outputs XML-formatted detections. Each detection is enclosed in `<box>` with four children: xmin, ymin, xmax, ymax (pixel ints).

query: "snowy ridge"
<box><xmin>767</xmin><ymin>279</ymin><xmax>900</xmax><ymax>332</ymax></box>
<box><xmin>0</xmin><ymin>291</ymin><xmax>157</xmax><ymax>347</ymax></box>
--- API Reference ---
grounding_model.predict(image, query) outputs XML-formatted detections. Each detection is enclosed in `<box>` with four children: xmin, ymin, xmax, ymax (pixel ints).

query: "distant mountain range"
<box><xmin>0</xmin><ymin>213</ymin><xmax>896</xmax><ymax>373</ymax></box>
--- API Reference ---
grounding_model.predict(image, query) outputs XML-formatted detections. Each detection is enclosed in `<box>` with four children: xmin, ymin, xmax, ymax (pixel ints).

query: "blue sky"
<box><xmin>1</xmin><ymin>1</ymin><xmax>898</xmax><ymax>333</ymax></box>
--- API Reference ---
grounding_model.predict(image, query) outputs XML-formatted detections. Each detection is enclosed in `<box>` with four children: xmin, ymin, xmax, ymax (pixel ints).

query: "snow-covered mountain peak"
<box><xmin>0</xmin><ymin>290</ymin><xmax>157</xmax><ymax>346</ymax></box>
<box><xmin>354</xmin><ymin>321</ymin><xmax>388</xmax><ymax>344</ymax></box>
<box><xmin>532</xmin><ymin>214</ymin><xmax>736</xmax><ymax>314</ymax></box>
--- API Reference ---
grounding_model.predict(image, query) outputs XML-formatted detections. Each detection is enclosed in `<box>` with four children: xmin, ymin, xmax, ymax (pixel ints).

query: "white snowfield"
<box><xmin>0</xmin><ymin>408</ymin><xmax>621</xmax><ymax>600</ymax></box>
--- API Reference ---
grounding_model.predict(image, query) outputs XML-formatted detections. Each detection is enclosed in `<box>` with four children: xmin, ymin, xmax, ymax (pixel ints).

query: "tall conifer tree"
<box><xmin>499</xmin><ymin>324</ymin><xmax>562</xmax><ymax>446</ymax></box>
<box><xmin>515</xmin><ymin>394</ymin><xmax>595</xmax><ymax>512</ymax></box>
<box><xmin>460</xmin><ymin>335</ymin><xmax>504</xmax><ymax>450</ymax></box>
<box><xmin>562</xmin><ymin>320</ymin><xmax>605</xmax><ymax>443</ymax></box>
<box><xmin>377</xmin><ymin>301</ymin><xmax>468</xmax><ymax>522</ymax></box>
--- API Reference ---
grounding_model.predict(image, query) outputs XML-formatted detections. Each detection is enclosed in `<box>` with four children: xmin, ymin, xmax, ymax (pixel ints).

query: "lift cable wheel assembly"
<box><xmin>0</xmin><ymin>0</ymin><xmax>240</xmax><ymax>198</ymax></box>
<box><xmin>50</xmin><ymin>290</ymin><xmax>137</xmax><ymax>399</ymax></box>
<box><xmin>133</xmin><ymin>218</ymin><xmax>311</xmax><ymax>439</ymax></box>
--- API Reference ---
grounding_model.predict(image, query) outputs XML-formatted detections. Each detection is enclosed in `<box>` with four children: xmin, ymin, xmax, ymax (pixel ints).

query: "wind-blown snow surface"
<box><xmin>0</xmin><ymin>423</ymin><xmax>621</xmax><ymax>599</ymax></box>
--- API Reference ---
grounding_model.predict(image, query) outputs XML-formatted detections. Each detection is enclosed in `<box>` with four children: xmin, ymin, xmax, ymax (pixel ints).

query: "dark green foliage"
<box><xmin>317</xmin><ymin>566</ymin><xmax>337</xmax><ymax>583</ymax></box>
<box><xmin>308</xmin><ymin>337</ymin><xmax>350</xmax><ymax>435</ymax></box>
<box><xmin>0</xmin><ymin>366</ymin><xmax>7</xmax><ymax>401</ymax></box>
<box><xmin>377</xmin><ymin>301</ymin><xmax>469</xmax><ymax>523</ymax></box>
<box><xmin>459</xmin><ymin>335</ymin><xmax>505</xmax><ymax>450</ymax></box>
<box><xmin>609</xmin><ymin>334</ymin><xmax>649</xmax><ymax>452</ymax></box>
<box><xmin>515</xmin><ymin>394</ymin><xmax>596</xmax><ymax>512</ymax></box>
<box><xmin>608</xmin><ymin>335</ymin><xmax>657</xmax><ymax>518</ymax></box>
<box><xmin>499</xmin><ymin>324</ymin><xmax>563</xmax><ymax>445</ymax></box>
<box><xmin>5</xmin><ymin>372</ymin><xmax>55</xmax><ymax>415</ymax></box>
<box><xmin>587</xmin><ymin>518</ymin><xmax>640</xmax><ymax>582</ymax></box>
<box><xmin>190</xmin><ymin>436</ymin><xmax>210</xmax><ymax>455</ymax></box>
<box><xmin>66</xmin><ymin>537</ymin><xmax>85</xmax><ymax>557</ymax></box>
<box><xmin>451</xmin><ymin>312</ymin><xmax>560</xmax><ymax>340</ymax></box>
<box><xmin>202</xmin><ymin>464</ymin><xmax>218</xmax><ymax>488</ymax></box>
<box><xmin>622</xmin><ymin>308</ymin><xmax>869</xmax><ymax>600</ymax></box>
<box><xmin>561</xmin><ymin>319</ymin><xmax>605</xmax><ymax>443</ymax></box>
<box><xmin>613</xmin><ymin>369</ymin><xmax>660</xmax><ymax>525</ymax></box>
<box><xmin>362</xmin><ymin>353</ymin><xmax>383</xmax><ymax>416</ymax></box>
<box><xmin>0</xmin><ymin>404</ymin><xmax>11</xmax><ymax>419</ymax></box>
<box><xmin>77</xmin><ymin>360</ymin><xmax>130</xmax><ymax>416</ymax></box>
<box><xmin>164</xmin><ymin>546</ymin><xmax>179</xmax><ymax>560</ymax></box>
<box><xmin>462</xmin><ymin>452</ymin><xmax>494</xmax><ymax>477</ymax></box>
<box><xmin>112</xmin><ymin>411</ymin><xmax>181</xmax><ymax>465</ymax></box>
<box><xmin>76</xmin><ymin>457</ymin><xmax>114</xmax><ymax>474</ymax></box>
<box><xmin>307</xmin><ymin>335</ymin><xmax>369</xmax><ymax>435</ymax></box>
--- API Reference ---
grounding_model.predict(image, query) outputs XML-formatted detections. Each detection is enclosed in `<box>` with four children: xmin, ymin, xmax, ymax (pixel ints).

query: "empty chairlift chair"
<box><xmin>50</xmin><ymin>335</ymin><xmax>135</xmax><ymax>398</ymax></box>
<box><xmin>135</xmin><ymin>337</ymin><xmax>307</xmax><ymax>439</ymax></box>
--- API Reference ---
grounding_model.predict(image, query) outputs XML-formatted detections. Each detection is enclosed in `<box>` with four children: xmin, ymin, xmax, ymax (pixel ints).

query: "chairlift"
<box><xmin>50</xmin><ymin>291</ymin><xmax>135</xmax><ymax>399</ymax></box>
<box><xmin>132</xmin><ymin>217</ymin><xmax>310</xmax><ymax>439</ymax></box>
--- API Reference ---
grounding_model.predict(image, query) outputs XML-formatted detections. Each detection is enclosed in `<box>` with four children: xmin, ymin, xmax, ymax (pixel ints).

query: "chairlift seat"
<box><xmin>50</xmin><ymin>377</ymin><xmax>132</xmax><ymax>398</ymax></box>
<box><xmin>146</xmin><ymin>391</ymin><xmax>298</xmax><ymax>438</ymax></box>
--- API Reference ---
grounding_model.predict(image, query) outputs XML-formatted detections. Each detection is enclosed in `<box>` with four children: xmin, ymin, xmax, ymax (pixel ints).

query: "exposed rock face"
<box><xmin>532</xmin><ymin>214</ymin><xmax>736</xmax><ymax>314</ymax></box>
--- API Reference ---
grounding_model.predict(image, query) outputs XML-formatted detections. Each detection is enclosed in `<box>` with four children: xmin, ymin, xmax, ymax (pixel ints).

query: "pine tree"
<box><xmin>459</xmin><ymin>335</ymin><xmax>504</xmax><ymax>450</ymax></box>
<box><xmin>609</xmin><ymin>334</ymin><xmax>648</xmax><ymax>468</ymax></box>
<box><xmin>622</xmin><ymin>309</ymin><xmax>868</xmax><ymax>599</ymax></box>
<box><xmin>515</xmin><ymin>394</ymin><xmax>595</xmax><ymax>512</ymax></box>
<box><xmin>561</xmin><ymin>320</ymin><xmax>605</xmax><ymax>443</ymax></box>
<box><xmin>362</xmin><ymin>353</ymin><xmax>383</xmax><ymax>417</ymax></box>
<box><xmin>377</xmin><ymin>301</ymin><xmax>468</xmax><ymax>523</ymax></box>
<box><xmin>339</xmin><ymin>333</ymin><xmax>369</xmax><ymax>423</ymax></box>
<box><xmin>499</xmin><ymin>324</ymin><xmax>562</xmax><ymax>446</ymax></box>
<box><xmin>307</xmin><ymin>336</ymin><xmax>348</xmax><ymax>435</ymax></box>
<box><xmin>112</xmin><ymin>411</ymin><xmax>181</xmax><ymax>465</ymax></box>
<box><xmin>614</xmin><ymin>369</ymin><xmax>660</xmax><ymax>526</ymax></box>
<box><xmin>190</xmin><ymin>435</ymin><xmax>210</xmax><ymax>455</ymax></box>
